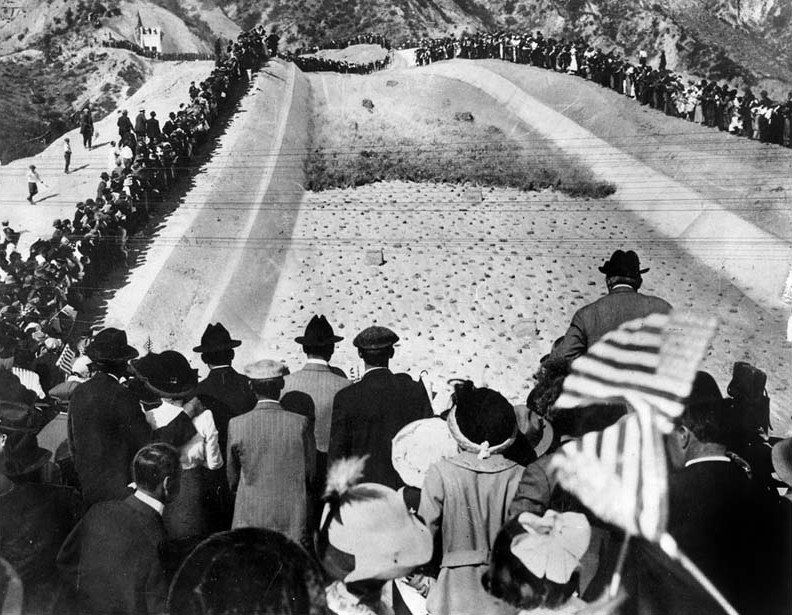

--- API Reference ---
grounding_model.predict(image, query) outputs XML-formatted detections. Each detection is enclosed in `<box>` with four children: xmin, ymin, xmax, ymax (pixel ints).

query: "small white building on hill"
<box><xmin>136</xmin><ymin>11</ymin><xmax>162</xmax><ymax>53</ymax></box>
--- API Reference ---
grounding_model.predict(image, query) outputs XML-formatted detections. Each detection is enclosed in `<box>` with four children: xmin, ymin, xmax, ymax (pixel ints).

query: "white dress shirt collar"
<box><xmin>133</xmin><ymin>490</ymin><xmax>164</xmax><ymax>516</ymax></box>
<box><xmin>685</xmin><ymin>455</ymin><xmax>731</xmax><ymax>468</ymax></box>
<box><xmin>364</xmin><ymin>366</ymin><xmax>388</xmax><ymax>374</ymax></box>
<box><xmin>209</xmin><ymin>365</ymin><xmax>231</xmax><ymax>370</ymax></box>
<box><xmin>306</xmin><ymin>358</ymin><xmax>329</xmax><ymax>366</ymax></box>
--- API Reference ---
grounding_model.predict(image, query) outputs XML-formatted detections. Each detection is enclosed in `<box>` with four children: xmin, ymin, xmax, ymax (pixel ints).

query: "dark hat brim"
<box><xmin>192</xmin><ymin>340</ymin><xmax>242</xmax><ymax>353</ymax></box>
<box><xmin>0</xmin><ymin>401</ymin><xmax>38</xmax><ymax>433</ymax></box>
<box><xmin>0</xmin><ymin>446</ymin><xmax>51</xmax><ymax>477</ymax></box>
<box><xmin>294</xmin><ymin>335</ymin><xmax>344</xmax><ymax>345</ymax></box>
<box><xmin>142</xmin><ymin>380</ymin><xmax>198</xmax><ymax>399</ymax></box>
<box><xmin>598</xmin><ymin>265</ymin><xmax>650</xmax><ymax>275</ymax></box>
<box><xmin>86</xmin><ymin>345</ymin><xmax>139</xmax><ymax>363</ymax></box>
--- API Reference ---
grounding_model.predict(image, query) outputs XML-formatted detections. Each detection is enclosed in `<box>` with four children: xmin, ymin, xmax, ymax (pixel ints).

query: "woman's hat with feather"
<box><xmin>318</xmin><ymin>456</ymin><xmax>433</xmax><ymax>583</ymax></box>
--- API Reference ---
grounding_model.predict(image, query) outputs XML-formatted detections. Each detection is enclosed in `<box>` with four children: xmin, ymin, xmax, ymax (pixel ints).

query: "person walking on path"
<box><xmin>26</xmin><ymin>165</ymin><xmax>46</xmax><ymax>204</ymax></box>
<box><xmin>63</xmin><ymin>138</ymin><xmax>71</xmax><ymax>174</ymax></box>
<box><xmin>80</xmin><ymin>105</ymin><xmax>94</xmax><ymax>150</ymax></box>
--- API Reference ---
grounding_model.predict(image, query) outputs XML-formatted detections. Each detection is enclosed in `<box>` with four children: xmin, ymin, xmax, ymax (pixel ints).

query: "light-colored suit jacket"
<box><xmin>281</xmin><ymin>362</ymin><xmax>350</xmax><ymax>453</ymax></box>
<box><xmin>226</xmin><ymin>400</ymin><xmax>315</xmax><ymax>542</ymax></box>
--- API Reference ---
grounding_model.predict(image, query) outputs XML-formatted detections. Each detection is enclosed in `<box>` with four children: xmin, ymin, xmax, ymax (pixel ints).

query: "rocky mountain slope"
<box><xmin>0</xmin><ymin>0</ymin><xmax>239</xmax><ymax>162</ymax></box>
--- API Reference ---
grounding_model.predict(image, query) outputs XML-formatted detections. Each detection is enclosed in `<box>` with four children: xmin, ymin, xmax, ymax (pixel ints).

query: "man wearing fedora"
<box><xmin>281</xmin><ymin>315</ymin><xmax>350</xmax><ymax>522</ymax></box>
<box><xmin>194</xmin><ymin>323</ymin><xmax>257</xmax><ymax>457</ymax></box>
<box><xmin>550</xmin><ymin>249</ymin><xmax>671</xmax><ymax>363</ymax></box>
<box><xmin>228</xmin><ymin>360</ymin><xmax>315</xmax><ymax>544</ymax></box>
<box><xmin>67</xmin><ymin>327</ymin><xmax>151</xmax><ymax>506</ymax></box>
<box><xmin>329</xmin><ymin>326</ymin><xmax>433</xmax><ymax>490</ymax></box>
<box><xmin>0</xmin><ymin>395</ymin><xmax>81</xmax><ymax>612</ymax></box>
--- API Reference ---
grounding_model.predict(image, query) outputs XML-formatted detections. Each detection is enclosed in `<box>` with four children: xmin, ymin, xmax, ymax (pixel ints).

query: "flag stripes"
<box><xmin>551</xmin><ymin>312</ymin><xmax>718</xmax><ymax>541</ymax></box>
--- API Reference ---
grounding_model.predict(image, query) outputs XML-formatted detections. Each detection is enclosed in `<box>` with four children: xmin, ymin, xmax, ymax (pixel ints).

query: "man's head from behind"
<box><xmin>167</xmin><ymin>528</ymin><xmax>327</xmax><ymax>615</ymax></box>
<box><xmin>133</xmin><ymin>443</ymin><xmax>181</xmax><ymax>504</ymax></box>
<box><xmin>665</xmin><ymin>371</ymin><xmax>727</xmax><ymax>470</ymax></box>
<box><xmin>599</xmin><ymin>250</ymin><xmax>649</xmax><ymax>292</ymax></box>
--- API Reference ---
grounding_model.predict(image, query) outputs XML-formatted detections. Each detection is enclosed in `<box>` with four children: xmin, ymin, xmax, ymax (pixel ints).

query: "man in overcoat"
<box><xmin>328</xmin><ymin>326</ymin><xmax>433</xmax><ymax>489</ymax></box>
<box><xmin>550</xmin><ymin>250</ymin><xmax>671</xmax><ymax>363</ymax></box>
<box><xmin>67</xmin><ymin>328</ymin><xmax>150</xmax><ymax>506</ymax></box>
<box><xmin>57</xmin><ymin>444</ymin><xmax>180</xmax><ymax>615</ymax></box>
<box><xmin>227</xmin><ymin>360</ymin><xmax>314</xmax><ymax>545</ymax></box>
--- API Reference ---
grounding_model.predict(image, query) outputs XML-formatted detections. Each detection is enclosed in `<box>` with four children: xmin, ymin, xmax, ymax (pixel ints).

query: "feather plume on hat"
<box><xmin>324</xmin><ymin>455</ymin><xmax>369</xmax><ymax>501</ymax></box>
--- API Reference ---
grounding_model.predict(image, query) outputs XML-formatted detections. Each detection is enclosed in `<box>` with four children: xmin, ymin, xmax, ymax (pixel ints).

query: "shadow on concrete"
<box><xmin>72</xmin><ymin>68</ymin><xmax>263</xmax><ymax>339</ymax></box>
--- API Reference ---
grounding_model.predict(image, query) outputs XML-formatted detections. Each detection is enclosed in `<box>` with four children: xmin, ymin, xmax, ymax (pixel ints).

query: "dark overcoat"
<box><xmin>57</xmin><ymin>495</ymin><xmax>168</xmax><ymax>615</ymax></box>
<box><xmin>67</xmin><ymin>373</ymin><xmax>151</xmax><ymax>505</ymax></box>
<box><xmin>328</xmin><ymin>368</ymin><xmax>433</xmax><ymax>489</ymax></box>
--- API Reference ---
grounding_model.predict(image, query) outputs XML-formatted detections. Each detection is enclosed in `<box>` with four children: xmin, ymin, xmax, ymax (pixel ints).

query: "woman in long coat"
<box><xmin>418</xmin><ymin>383</ymin><xmax>524</xmax><ymax>615</ymax></box>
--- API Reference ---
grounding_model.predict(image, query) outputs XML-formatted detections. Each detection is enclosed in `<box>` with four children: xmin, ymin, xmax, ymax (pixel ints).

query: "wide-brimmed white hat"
<box><xmin>392</xmin><ymin>418</ymin><xmax>459</xmax><ymax>488</ymax></box>
<box><xmin>320</xmin><ymin>457</ymin><xmax>432</xmax><ymax>583</ymax></box>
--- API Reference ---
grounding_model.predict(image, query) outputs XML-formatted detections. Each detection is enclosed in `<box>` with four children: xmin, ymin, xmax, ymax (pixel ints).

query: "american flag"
<box><xmin>55</xmin><ymin>344</ymin><xmax>77</xmax><ymax>375</ymax></box>
<box><xmin>550</xmin><ymin>312</ymin><xmax>718</xmax><ymax>541</ymax></box>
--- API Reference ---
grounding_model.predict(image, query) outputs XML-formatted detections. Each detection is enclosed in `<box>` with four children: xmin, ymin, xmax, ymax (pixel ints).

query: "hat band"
<box><xmin>447</xmin><ymin>408</ymin><xmax>517</xmax><ymax>460</ymax></box>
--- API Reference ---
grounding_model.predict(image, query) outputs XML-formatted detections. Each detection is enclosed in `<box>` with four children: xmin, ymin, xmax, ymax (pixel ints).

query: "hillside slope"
<box><xmin>0</xmin><ymin>0</ymin><xmax>239</xmax><ymax>163</ymax></box>
<box><xmin>218</xmin><ymin>0</ymin><xmax>792</xmax><ymax>94</ymax></box>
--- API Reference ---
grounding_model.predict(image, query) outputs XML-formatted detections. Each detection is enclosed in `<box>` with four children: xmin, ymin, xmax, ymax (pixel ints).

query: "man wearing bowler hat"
<box><xmin>67</xmin><ymin>327</ymin><xmax>151</xmax><ymax>506</ymax></box>
<box><xmin>328</xmin><ymin>326</ymin><xmax>433</xmax><ymax>490</ymax></box>
<box><xmin>227</xmin><ymin>360</ymin><xmax>314</xmax><ymax>545</ymax></box>
<box><xmin>550</xmin><ymin>249</ymin><xmax>672</xmax><ymax>363</ymax></box>
<box><xmin>281</xmin><ymin>315</ymin><xmax>350</xmax><ymax>527</ymax></box>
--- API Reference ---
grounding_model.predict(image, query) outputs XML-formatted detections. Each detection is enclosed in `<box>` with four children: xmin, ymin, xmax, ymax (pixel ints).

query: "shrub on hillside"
<box><xmin>306</xmin><ymin>118</ymin><xmax>616</xmax><ymax>199</ymax></box>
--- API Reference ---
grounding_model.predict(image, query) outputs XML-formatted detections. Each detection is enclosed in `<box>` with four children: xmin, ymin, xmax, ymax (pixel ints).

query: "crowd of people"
<box><xmin>0</xmin><ymin>249</ymin><xmax>790</xmax><ymax>615</ymax></box>
<box><xmin>0</xmin><ymin>27</ymin><xmax>269</xmax><ymax>406</ymax></box>
<box><xmin>100</xmin><ymin>37</ymin><xmax>215</xmax><ymax>62</ymax></box>
<box><xmin>414</xmin><ymin>31</ymin><xmax>792</xmax><ymax>146</ymax></box>
<box><xmin>298</xmin><ymin>32</ymin><xmax>393</xmax><ymax>53</ymax></box>
<box><xmin>287</xmin><ymin>50</ymin><xmax>393</xmax><ymax>74</ymax></box>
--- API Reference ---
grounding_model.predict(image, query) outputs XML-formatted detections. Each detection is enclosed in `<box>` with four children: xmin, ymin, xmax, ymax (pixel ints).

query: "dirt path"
<box><xmin>0</xmin><ymin>60</ymin><xmax>213</xmax><ymax>254</ymax></box>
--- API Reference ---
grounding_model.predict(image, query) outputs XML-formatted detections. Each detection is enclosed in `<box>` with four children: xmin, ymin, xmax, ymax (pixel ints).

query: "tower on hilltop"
<box><xmin>136</xmin><ymin>11</ymin><xmax>162</xmax><ymax>54</ymax></box>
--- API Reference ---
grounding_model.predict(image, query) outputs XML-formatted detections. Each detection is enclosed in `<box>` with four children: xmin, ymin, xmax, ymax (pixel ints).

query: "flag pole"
<box><xmin>659</xmin><ymin>533</ymin><xmax>739</xmax><ymax>615</ymax></box>
<box><xmin>608</xmin><ymin>533</ymin><xmax>631</xmax><ymax>598</ymax></box>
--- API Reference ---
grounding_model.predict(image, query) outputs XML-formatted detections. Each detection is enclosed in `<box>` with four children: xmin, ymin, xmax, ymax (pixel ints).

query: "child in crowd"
<box><xmin>483</xmin><ymin>511</ymin><xmax>591</xmax><ymax>614</ymax></box>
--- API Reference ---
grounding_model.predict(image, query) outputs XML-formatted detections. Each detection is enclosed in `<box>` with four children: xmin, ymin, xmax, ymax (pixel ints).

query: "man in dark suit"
<box><xmin>329</xmin><ymin>326</ymin><xmax>433</xmax><ymax>489</ymax></box>
<box><xmin>57</xmin><ymin>443</ymin><xmax>180</xmax><ymax>615</ymax></box>
<box><xmin>550</xmin><ymin>250</ymin><xmax>671</xmax><ymax>363</ymax></box>
<box><xmin>193</xmin><ymin>323</ymin><xmax>257</xmax><ymax>455</ymax></box>
<box><xmin>134</xmin><ymin>109</ymin><xmax>147</xmax><ymax>139</ymax></box>
<box><xmin>193</xmin><ymin>323</ymin><xmax>257</xmax><ymax>532</ymax></box>
<box><xmin>67</xmin><ymin>328</ymin><xmax>150</xmax><ymax>506</ymax></box>
<box><xmin>280</xmin><ymin>315</ymin><xmax>350</xmax><ymax>528</ymax></box>
<box><xmin>665</xmin><ymin>372</ymin><xmax>790</xmax><ymax>615</ymax></box>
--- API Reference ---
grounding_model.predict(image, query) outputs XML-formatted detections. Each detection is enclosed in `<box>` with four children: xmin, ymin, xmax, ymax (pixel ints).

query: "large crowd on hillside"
<box><xmin>0</xmin><ymin>27</ymin><xmax>269</xmax><ymax>405</ymax></box>
<box><xmin>1</xmin><ymin>247</ymin><xmax>790</xmax><ymax>615</ymax></box>
<box><xmin>415</xmin><ymin>32</ymin><xmax>792</xmax><ymax>146</ymax></box>
<box><xmin>287</xmin><ymin>50</ymin><xmax>392</xmax><ymax>74</ymax></box>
